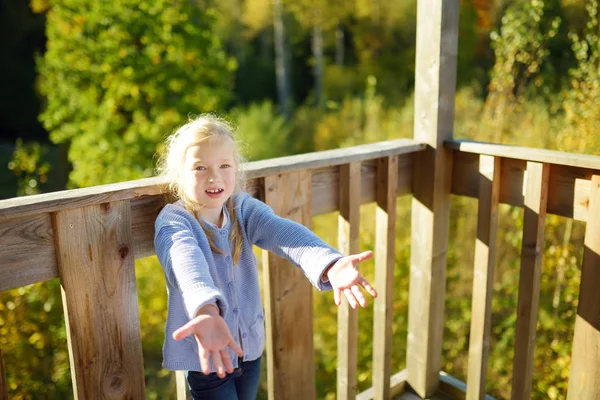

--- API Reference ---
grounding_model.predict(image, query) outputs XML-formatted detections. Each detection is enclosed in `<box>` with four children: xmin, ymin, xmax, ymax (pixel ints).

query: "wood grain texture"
<box><xmin>262</xmin><ymin>171</ymin><xmax>315</xmax><ymax>400</ymax></box>
<box><xmin>466</xmin><ymin>156</ymin><xmax>501</xmax><ymax>400</ymax></box>
<box><xmin>53</xmin><ymin>201</ymin><xmax>145</xmax><ymax>399</ymax></box>
<box><xmin>337</xmin><ymin>163</ymin><xmax>361</xmax><ymax>400</ymax></box>
<box><xmin>175</xmin><ymin>371</ymin><xmax>192</xmax><ymax>400</ymax></box>
<box><xmin>447</xmin><ymin>140</ymin><xmax>600</xmax><ymax>171</ymax></box>
<box><xmin>0</xmin><ymin>141</ymin><xmax>423</xmax><ymax>222</ymax></box>
<box><xmin>372</xmin><ymin>156</ymin><xmax>399</xmax><ymax>400</ymax></box>
<box><xmin>567</xmin><ymin>174</ymin><xmax>600</xmax><ymax>400</ymax></box>
<box><xmin>407</xmin><ymin>0</ymin><xmax>459</xmax><ymax>396</ymax></box>
<box><xmin>451</xmin><ymin>151</ymin><xmax>597</xmax><ymax>222</ymax></box>
<box><xmin>511</xmin><ymin>162</ymin><xmax>550</xmax><ymax>400</ymax></box>
<box><xmin>0</xmin><ymin>153</ymin><xmax>415</xmax><ymax>292</ymax></box>
<box><xmin>0</xmin><ymin>213</ymin><xmax>58</xmax><ymax>291</ymax></box>
<box><xmin>357</xmin><ymin>369</ymin><xmax>407</xmax><ymax>400</ymax></box>
<box><xmin>0</xmin><ymin>348</ymin><xmax>6</xmax><ymax>400</ymax></box>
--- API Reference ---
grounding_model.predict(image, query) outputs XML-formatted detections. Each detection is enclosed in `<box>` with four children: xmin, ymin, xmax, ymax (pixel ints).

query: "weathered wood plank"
<box><xmin>262</xmin><ymin>171</ymin><xmax>315</xmax><ymax>400</ymax></box>
<box><xmin>439</xmin><ymin>371</ymin><xmax>496</xmax><ymax>400</ymax></box>
<box><xmin>0</xmin><ymin>153</ymin><xmax>415</xmax><ymax>291</ymax></box>
<box><xmin>245</xmin><ymin>139</ymin><xmax>423</xmax><ymax>179</ymax></box>
<box><xmin>407</xmin><ymin>0</ymin><xmax>459</xmax><ymax>396</ymax></box>
<box><xmin>373</xmin><ymin>156</ymin><xmax>399</xmax><ymax>400</ymax></box>
<box><xmin>466</xmin><ymin>156</ymin><xmax>501</xmax><ymax>400</ymax></box>
<box><xmin>130</xmin><ymin>194</ymin><xmax>169</xmax><ymax>259</ymax></box>
<box><xmin>0</xmin><ymin>213</ymin><xmax>58</xmax><ymax>292</ymax></box>
<box><xmin>0</xmin><ymin>347</ymin><xmax>7</xmax><ymax>400</ymax></box>
<box><xmin>337</xmin><ymin>162</ymin><xmax>361</xmax><ymax>400</ymax></box>
<box><xmin>0</xmin><ymin>141</ymin><xmax>423</xmax><ymax>222</ymax></box>
<box><xmin>175</xmin><ymin>371</ymin><xmax>192</xmax><ymax>400</ymax></box>
<box><xmin>446</xmin><ymin>140</ymin><xmax>600</xmax><ymax>171</ymax></box>
<box><xmin>567</xmin><ymin>174</ymin><xmax>600</xmax><ymax>400</ymax></box>
<box><xmin>357</xmin><ymin>369</ymin><xmax>408</xmax><ymax>400</ymax></box>
<box><xmin>511</xmin><ymin>162</ymin><xmax>550</xmax><ymax>400</ymax></box>
<box><xmin>451</xmin><ymin>151</ymin><xmax>596</xmax><ymax>222</ymax></box>
<box><xmin>53</xmin><ymin>201</ymin><xmax>146</xmax><ymax>399</ymax></box>
<box><xmin>0</xmin><ymin>177</ymin><xmax>167</xmax><ymax>222</ymax></box>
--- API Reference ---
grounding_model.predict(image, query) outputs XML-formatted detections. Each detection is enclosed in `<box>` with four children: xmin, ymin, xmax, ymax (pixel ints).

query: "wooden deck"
<box><xmin>1</xmin><ymin>0</ymin><xmax>599</xmax><ymax>398</ymax></box>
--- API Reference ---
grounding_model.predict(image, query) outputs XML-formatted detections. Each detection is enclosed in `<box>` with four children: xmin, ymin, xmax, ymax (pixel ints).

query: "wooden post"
<box><xmin>337</xmin><ymin>162</ymin><xmax>361</xmax><ymax>400</ymax></box>
<box><xmin>407</xmin><ymin>0</ymin><xmax>459</xmax><ymax>397</ymax></box>
<box><xmin>466</xmin><ymin>156</ymin><xmax>501</xmax><ymax>400</ymax></box>
<box><xmin>567</xmin><ymin>175</ymin><xmax>600</xmax><ymax>400</ymax></box>
<box><xmin>176</xmin><ymin>371</ymin><xmax>192</xmax><ymax>400</ymax></box>
<box><xmin>0</xmin><ymin>347</ymin><xmax>7</xmax><ymax>400</ymax></box>
<box><xmin>53</xmin><ymin>201</ymin><xmax>146</xmax><ymax>399</ymax></box>
<box><xmin>263</xmin><ymin>171</ymin><xmax>315</xmax><ymax>400</ymax></box>
<box><xmin>372</xmin><ymin>156</ymin><xmax>398</xmax><ymax>400</ymax></box>
<box><xmin>511</xmin><ymin>162</ymin><xmax>550</xmax><ymax>399</ymax></box>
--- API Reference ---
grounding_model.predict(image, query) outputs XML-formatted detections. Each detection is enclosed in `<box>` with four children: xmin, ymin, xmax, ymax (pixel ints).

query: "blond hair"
<box><xmin>157</xmin><ymin>114</ymin><xmax>246</xmax><ymax>264</ymax></box>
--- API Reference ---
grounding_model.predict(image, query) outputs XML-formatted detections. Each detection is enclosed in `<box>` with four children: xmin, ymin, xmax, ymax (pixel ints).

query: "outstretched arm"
<box><xmin>172</xmin><ymin>304</ymin><xmax>244</xmax><ymax>378</ymax></box>
<box><xmin>323</xmin><ymin>250</ymin><xmax>378</xmax><ymax>308</ymax></box>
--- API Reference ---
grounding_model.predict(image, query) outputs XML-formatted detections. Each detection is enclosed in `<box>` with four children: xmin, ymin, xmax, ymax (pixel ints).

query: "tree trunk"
<box><xmin>312</xmin><ymin>22</ymin><xmax>323</xmax><ymax>107</ymax></box>
<box><xmin>335</xmin><ymin>23</ymin><xmax>344</xmax><ymax>66</ymax></box>
<box><xmin>272</xmin><ymin>0</ymin><xmax>291</xmax><ymax>119</ymax></box>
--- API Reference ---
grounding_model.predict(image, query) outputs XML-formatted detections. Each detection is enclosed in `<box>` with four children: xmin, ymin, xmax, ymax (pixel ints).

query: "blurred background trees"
<box><xmin>1</xmin><ymin>0</ymin><xmax>598</xmax><ymax>398</ymax></box>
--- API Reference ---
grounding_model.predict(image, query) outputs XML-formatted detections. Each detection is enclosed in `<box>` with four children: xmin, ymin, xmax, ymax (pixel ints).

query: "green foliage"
<box><xmin>0</xmin><ymin>280</ymin><xmax>71</xmax><ymax>398</ymax></box>
<box><xmin>7</xmin><ymin>139</ymin><xmax>51</xmax><ymax>196</ymax></box>
<box><xmin>314</xmin><ymin>76</ymin><xmax>413</xmax><ymax>150</ymax></box>
<box><xmin>231</xmin><ymin>101</ymin><xmax>292</xmax><ymax>161</ymax></box>
<box><xmin>37</xmin><ymin>0</ymin><xmax>236</xmax><ymax>187</ymax></box>
<box><xmin>558</xmin><ymin>0</ymin><xmax>600</xmax><ymax>154</ymax></box>
<box><xmin>484</xmin><ymin>0</ymin><xmax>560</xmax><ymax>142</ymax></box>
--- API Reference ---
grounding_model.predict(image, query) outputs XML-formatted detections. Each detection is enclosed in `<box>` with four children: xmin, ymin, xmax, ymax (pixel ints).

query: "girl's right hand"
<box><xmin>172</xmin><ymin>304</ymin><xmax>244</xmax><ymax>378</ymax></box>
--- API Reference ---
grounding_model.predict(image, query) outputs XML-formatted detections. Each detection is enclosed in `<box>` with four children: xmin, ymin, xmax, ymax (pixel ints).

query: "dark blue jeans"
<box><xmin>187</xmin><ymin>357</ymin><xmax>261</xmax><ymax>400</ymax></box>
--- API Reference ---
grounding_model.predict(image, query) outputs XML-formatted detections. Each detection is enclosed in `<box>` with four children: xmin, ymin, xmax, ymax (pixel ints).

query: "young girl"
<box><xmin>154</xmin><ymin>115</ymin><xmax>377</xmax><ymax>399</ymax></box>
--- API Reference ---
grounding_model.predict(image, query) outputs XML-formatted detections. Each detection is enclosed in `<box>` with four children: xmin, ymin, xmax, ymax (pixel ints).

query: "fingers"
<box><xmin>350</xmin><ymin>250</ymin><xmax>373</xmax><ymax>263</ymax></box>
<box><xmin>211</xmin><ymin>349</ymin><xmax>226</xmax><ymax>378</ymax></box>
<box><xmin>173</xmin><ymin>320</ymin><xmax>195</xmax><ymax>341</ymax></box>
<box><xmin>360</xmin><ymin>278</ymin><xmax>378</xmax><ymax>298</ymax></box>
<box><xmin>198</xmin><ymin>345</ymin><xmax>211</xmax><ymax>375</ymax></box>
<box><xmin>351</xmin><ymin>285</ymin><xmax>367</xmax><ymax>307</ymax></box>
<box><xmin>344</xmin><ymin>288</ymin><xmax>358</xmax><ymax>309</ymax></box>
<box><xmin>333</xmin><ymin>288</ymin><xmax>341</xmax><ymax>306</ymax></box>
<box><xmin>228</xmin><ymin>340</ymin><xmax>244</xmax><ymax>358</ymax></box>
<box><xmin>220</xmin><ymin>348</ymin><xmax>234</xmax><ymax>374</ymax></box>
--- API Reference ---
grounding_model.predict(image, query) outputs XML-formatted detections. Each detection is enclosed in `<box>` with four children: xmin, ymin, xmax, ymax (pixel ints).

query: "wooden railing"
<box><xmin>2</xmin><ymin>138</ymin><xmax>599</xmax><ymax>399</ymax></box>
<box><xmin>448</xmin><ymin>140</ymin><xmax>600</xmax><ymax>400</ymax></box>
<box><xmin>0</xmin><ymin>139</ymin><xmax>425</xmax><ymax>399</ymax></box>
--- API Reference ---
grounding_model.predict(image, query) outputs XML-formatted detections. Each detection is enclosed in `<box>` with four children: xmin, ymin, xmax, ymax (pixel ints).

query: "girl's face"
<box><xmin>182</xmin><ymin>137</ymin><xmax>237</xmax><ymax>223</ymax></box>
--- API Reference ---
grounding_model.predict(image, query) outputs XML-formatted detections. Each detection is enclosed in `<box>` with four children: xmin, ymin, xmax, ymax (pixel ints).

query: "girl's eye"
<box><xmin>195</xmin><ymin>166</ymin><xmax>206</xmax><ymax>171</ymax></box>
<box><xmin>220</xmin><ymin>164</ymin><xmax>231</xmax><ymax>169</ymax></box>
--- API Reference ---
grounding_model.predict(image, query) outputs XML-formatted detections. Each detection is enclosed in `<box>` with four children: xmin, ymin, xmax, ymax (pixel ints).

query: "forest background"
<box><xmin>0</xmin><ymin>0</ymin><xmax>599</xmax><ymax>398</ymax></box>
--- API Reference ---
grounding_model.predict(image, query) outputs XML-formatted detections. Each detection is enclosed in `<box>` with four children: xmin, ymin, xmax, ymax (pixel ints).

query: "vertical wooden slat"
<box><xmin>407</xmin><ymin>0</ymin><xmax>459</xmax><ymax>396</ymax></box>
<box><xmin>337</xmin><ymin>162</ymin><xmax>361</xmax><ymax>400</ymax></box>
<box><xmin>466</xmin><ymin>156</ymin><xmax>501</xmax><ymax>400</ymax></box>
<box><xmin>53</xmin><ymin>201</ymin><xmax>146</xmax><ymax>399</ymax></box>
<box><xmin>263</xmin><ymin>171</ymin><xmax>315</xmax><ymax>400</ymax></box>
<box><xmin>176</xmin><ymin>371</ymin><xmax>192</xmax><ymax>400</ymax></box>
<box><xmin>567</xmin><ymin>174</ymin><xmax>600</xmax><ymax>400</ymax></box>
<box><xmin>511</xmin><ymin>162</ymin><xmax>550</xmax><ymax>399</ymax></box>
<box><xmin>0</xmin><ymin>347</ymin><xmax>7</xmax><ymax>400</ymax></box>
<box><xmin>372</xmin><ymin>155</ymin><xmax>398</xmax><ymax>400</ymax></box>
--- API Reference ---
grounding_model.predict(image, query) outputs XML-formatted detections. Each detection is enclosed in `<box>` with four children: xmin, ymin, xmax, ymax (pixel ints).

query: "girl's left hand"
<box><xmin>325</xmin><ymin>250</ymin><xmax>378</xmax><ymax>308</ymax></box>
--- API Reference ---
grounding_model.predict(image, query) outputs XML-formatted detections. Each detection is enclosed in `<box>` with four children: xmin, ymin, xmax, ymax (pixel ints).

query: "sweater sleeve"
<box><xmin>239</xmin><ymin>194</ymin><xmax>342</xmax><ymax>290</ymax></box>
<box><xmin>154</xmin><ymin>207</ymin><xmax>228</xmax><ymax>319</ymax></box>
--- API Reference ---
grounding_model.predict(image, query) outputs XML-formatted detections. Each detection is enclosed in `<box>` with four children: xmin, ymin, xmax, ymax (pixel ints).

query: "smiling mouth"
<box><xmin>206</xmin><ymin>189</ymin><xmax>224</xmax><ymax>194</ymax></box>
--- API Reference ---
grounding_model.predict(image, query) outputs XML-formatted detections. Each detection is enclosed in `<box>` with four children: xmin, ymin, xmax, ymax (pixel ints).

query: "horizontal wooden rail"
<box><xmin>0</xmin><ymin>139</ymin><xmax>424</xmax><ymax>222</ymax></box>
<box><xmin>0</xmin><ymin>140</ymin><xmax>423</xmax><ymax>293</ymax></box>
<box><xmin>446</xmin><ymin>140</ymin><xmax>600</xmax><ymax>170</ymax></box>
<box><xmin>451</xmin><ymin>151</ymin><xmax>598</xmax><ymax>222</ymax></box>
